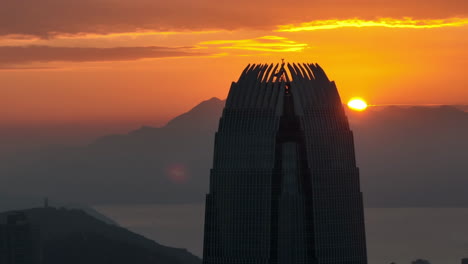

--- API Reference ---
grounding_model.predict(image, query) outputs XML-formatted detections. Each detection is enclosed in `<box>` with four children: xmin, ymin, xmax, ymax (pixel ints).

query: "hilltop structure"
<box><xmin>0</xmin><ymin>207</ymin><xmax>201</xmax><ymax>264</ymax></box>
<box><xmin>202</xmin><ymin>63</ymin><xmax>368</xmax><ymax>264</ymax></box>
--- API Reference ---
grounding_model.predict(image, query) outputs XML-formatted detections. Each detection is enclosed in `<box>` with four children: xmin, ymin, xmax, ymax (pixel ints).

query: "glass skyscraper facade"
<box><xmin>203</xmin><ymin>63</ymin><xmax>368</xmax><ymax>264</ymax></box>
<box><xmin>0</xmin><ymin>212</ymin><xmax>39</xmax><ymax>264</ymax></box>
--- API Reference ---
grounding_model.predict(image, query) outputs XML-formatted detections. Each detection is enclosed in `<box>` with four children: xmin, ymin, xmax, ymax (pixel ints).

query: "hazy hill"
<box><xmin>0</xmin><ymin>98</ymin><xmax>467</xmax><ymax>207</ymax></box>
<box><xmin>0</xmin><ymin>98</ymin><xmax>222</xmax><ymax>206</ymax></box>
<box><xmin>350</xmin><ymin>105</ymin><xmax>468</xmax><ymax>207</ymax></box>
<box><xmin>0</xmin><ymin>207</ymin><xmax>201</xmax><ymax>264</ymax></box>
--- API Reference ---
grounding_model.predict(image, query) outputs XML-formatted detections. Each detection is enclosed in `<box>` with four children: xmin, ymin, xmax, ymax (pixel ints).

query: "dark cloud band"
<box><xmin>0</xmin><ymin>45</ymin><xmax>207</xmax><ymax>66</ymax></box>
<box><xmin>1</xmin><ymin>0</ymin><xmax>466</xmax><ymax>38</ymax></box>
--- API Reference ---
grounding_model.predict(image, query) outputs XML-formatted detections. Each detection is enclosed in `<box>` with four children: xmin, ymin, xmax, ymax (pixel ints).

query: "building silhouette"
<box><xmin>411</xmin><ymin>260</ymin><xmax>431</xmax><ymax>264</ymax></box>
<box><xmin>0</xmin><ymin>212</ymin><xmax>41</xmax><ymax>264</ymax></box>
<box><xmin>202</xmin><ymin>63</ymin><xmax>368</xmax><ymax>264</ymax></box>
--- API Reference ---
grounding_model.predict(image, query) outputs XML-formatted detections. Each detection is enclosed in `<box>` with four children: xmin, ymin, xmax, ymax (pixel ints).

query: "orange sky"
<box><xmin>0</xmin><ymin>0</ymin><xmax>467</xmax><ymax>128</ymax></box>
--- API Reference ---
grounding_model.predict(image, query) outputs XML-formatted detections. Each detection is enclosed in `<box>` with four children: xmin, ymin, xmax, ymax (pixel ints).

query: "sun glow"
<box><xmin>347</xmin><ymin>98</ymin><xmax>368</xmax><ymax>111</ymax></box>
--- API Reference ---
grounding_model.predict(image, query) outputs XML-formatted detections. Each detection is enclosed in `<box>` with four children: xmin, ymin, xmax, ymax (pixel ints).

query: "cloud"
<box><xmin>0</xmin><ymin>45</ymin><xmax>207</xmax><ymax>66</ymax></box>
<box><xmin>277</xmin><ymin>17</ymin><xmax>468</xmax><ymax>32</ymax></box>
<box><xmin>1</xmin><ymin>0</ymin><xmax>466</xmax><ymax>38</ymax></box>
<box><xmin>199</xmin><ymin>36</ymin><xmax>308</xmax><ymax>52</ymax></box>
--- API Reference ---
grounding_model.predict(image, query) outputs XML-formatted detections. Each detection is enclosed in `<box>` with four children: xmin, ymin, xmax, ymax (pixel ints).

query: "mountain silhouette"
<box><xmin>0</xmin><ymin>207</ymin><xmax>201</xmax><ymax>264</ymax></box>
<box><xmin>351</xmin><ymin>105</ymin><xmax>468</xmax><ymax>206</ymax></box>
<box><xmin>0</xmin><ymin>98</ymin><xmax>467</xmax><ymax>207</ymax></box>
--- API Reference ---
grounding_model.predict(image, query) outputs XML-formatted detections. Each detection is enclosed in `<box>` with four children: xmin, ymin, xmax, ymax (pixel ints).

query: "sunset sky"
<box><xmin>1</xmin><ymin>0</ymin><xmax>467</xmax><ymax>135</ymax></box>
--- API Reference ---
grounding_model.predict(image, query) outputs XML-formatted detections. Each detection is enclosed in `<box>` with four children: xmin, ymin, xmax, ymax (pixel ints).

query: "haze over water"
<box><xmin>95</xmin><ymin>204</ymin><xmax>468</xmax><ymax>264</ymax></box>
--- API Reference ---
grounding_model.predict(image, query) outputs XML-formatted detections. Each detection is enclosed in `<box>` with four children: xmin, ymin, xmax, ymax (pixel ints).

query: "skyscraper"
<box><xmin>202</xmin><ymin>63</ymin><xmax>368</xmax><ymax>264</ymax></box>
<box><xmin>0</xmin><ymin>212</ymin><xmax>41</xmax><ymax>264</ymax></box>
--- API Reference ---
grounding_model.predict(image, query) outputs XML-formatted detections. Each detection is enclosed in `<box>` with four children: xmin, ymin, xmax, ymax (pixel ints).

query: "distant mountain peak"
<box><xmin>165</xmin><ymin>97</ymin><xmax>225</xmax><ymax>130</ymax></box>
<box><xmin>174</xmin><ymin>97</ymin><xmax>224</xmax><ymax>117</ymax></box>
<box><xmin>92</xmin><ymin>98</ymin><xmax>226</xmax><ymax>146</ymax></box>
<box><xmin>205</xmin><ymin>97</ymin><xmax>224</xmax><ymax>103</ymax></box>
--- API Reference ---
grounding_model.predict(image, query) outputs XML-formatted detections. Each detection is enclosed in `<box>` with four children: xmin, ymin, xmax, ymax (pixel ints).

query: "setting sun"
<box><xmin>348</xmin><ymin>98</ymin><xmax>368</xmax><ymax>111</ymax></box>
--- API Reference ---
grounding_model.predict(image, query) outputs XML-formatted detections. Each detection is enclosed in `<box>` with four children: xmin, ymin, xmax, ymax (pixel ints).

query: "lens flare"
<box><xmin>347</xmin><ymin>98</ymin><xmax>368</xmax><ymax>111</ymax></box>
<box><xmin>166</xmin><ymin>163</ymin><xmax>189</xmax><ymax>184</ymax></box>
